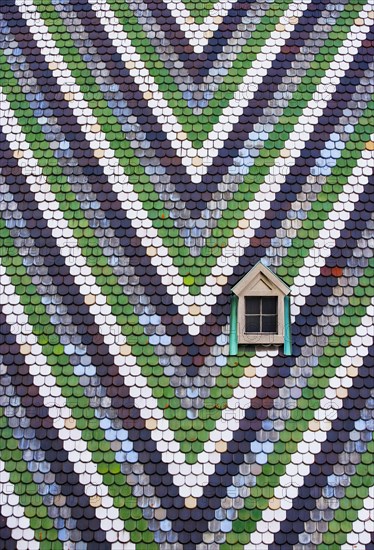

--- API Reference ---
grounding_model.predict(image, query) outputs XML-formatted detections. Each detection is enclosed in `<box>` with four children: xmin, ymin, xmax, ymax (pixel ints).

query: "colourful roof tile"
<box><xmin>0</xmin><ymin>0</ymin><xmax>373</xmax><ymax>547</ymax></box>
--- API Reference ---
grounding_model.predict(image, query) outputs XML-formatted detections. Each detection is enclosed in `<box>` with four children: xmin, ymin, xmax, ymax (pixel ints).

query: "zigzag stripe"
<box><xmin>243</xmin><ymin>335</ymin><xmax>374</xmax><ymax>549</ymax></box>
<box><xmin>0</xmin><ymin>459</ymin><xmax>39</xmax><ymax>550</ymax></box>
<box><xmin>0</xmin><ymin>264</ymin><xmax>135</xmax><ymax>548</ymax></box>
<box><xmin>151</xmin><ymin>0</ymin><xmax>247</xmax><ymax>46</ymax></box>
<box><xmin>1</xmin><ymin>103</ymin><xmax>372</xmax><ymax>520</ymax></box>
<box><xmin>22</xmin><ymin>0</ymin><xmax>358</xmax><ymax>229</ymax></box>
<box><xmin>1</xmin><ymin>0</ymin><xmax>373</xmax><ymax>546</ymax></box>
<box><xmin>5</xmin><ymin>0</ymin><xmax>372</xmax><ymax>284</ymax></box>
<box><xmin>1</xmin><ymin>85</ymin><xmax>372</xmax><ymax>448</ymax></box>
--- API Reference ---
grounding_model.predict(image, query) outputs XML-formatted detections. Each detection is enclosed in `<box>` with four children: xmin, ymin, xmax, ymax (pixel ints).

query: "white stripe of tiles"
<box><xmin>291</xmin><ymin>146</ymin><xmax>374</xmax><ymax>320</ymax></box>
<box><xmin>6</xmin><ymin>3</ymin><xmax>374</xmax><ymax>499</ymax></box>
<box><xmin>0</xmin><ymin>95</ymin><xmax>349</xmax><ymax>501</ymax></box>
<box><xmin>161</xmin><ymin>0</ymin><xmax>238</xmax><ymax>50</ymax></box>
<box><xmin>89</xmin><ymin>0</ymin><xmax>313</xmax><ymax>176</ymax></box>
<box><xmin>265</xmin><ymin>131</ymin><xmax>353</xmax><ymax>269</ymax></box>
<box><xmin>0</xmin><ymin>462</ymin><xmax>39</xmax><ymax>550</ymax></box>
<box><xmin>2</xmin><ymin>95</ymin><xmax>373</xmax><ymax>498</ymax></box>
<box><xmin>191</xmin><ymin>2</ymin><xmax>320</xmax><ymax>179</ymax></box>
<box><xmin>0</xmin><ymin>263</ymin><xmax>135</xmax><ymax>548</ymax></box>
<box><xmin>15</xmin><ymin>0</ymin><xmax>373</xmax><ymax>328</ymax></box>
<box><xmin>0</xmin><ymin>97</ymin><xmax>197</xmax><ymax>495</ymax></box>
<box><xmin>202</xmin><ymin>130</ymin><xmax>374</xmax><ymax>309</ymax></box>
<box><xmin>345</xmin><ymin>486</ymin><xmax>374</xmax><ymax>548</ymax></box>
<box><xmin>244</xmin><ymin>302</ymin><xmax>374</xmax><ymax>549</ymax></box>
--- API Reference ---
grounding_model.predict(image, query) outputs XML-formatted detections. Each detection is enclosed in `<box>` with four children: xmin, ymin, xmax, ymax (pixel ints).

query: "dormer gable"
<box><xmin>231</xmin><ymin>261</ymin><xmax>290</xmax><ymax>347</ymax></box>
<box><xmin>232</xmin><ymin>261</ymin><xmax>290</xmax><ymax>298</ymax></box>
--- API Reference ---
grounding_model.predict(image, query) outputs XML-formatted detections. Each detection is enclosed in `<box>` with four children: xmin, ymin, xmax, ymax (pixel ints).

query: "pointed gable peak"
<box><xmin>232</xmin><ymin>261</ymin><xmax>290</xmax><ymax>297</ymax></box>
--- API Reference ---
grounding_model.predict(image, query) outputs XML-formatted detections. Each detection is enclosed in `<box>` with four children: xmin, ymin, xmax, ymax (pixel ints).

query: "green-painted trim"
<box><xmin>283</xmin><ymin>295</ymin><xmax>292</xmax><ymax>356</ymax></box>
<box><xmin>229</xmin><ymin>294</ymin><xmax>238</xmax><ymax>356</ymax></box>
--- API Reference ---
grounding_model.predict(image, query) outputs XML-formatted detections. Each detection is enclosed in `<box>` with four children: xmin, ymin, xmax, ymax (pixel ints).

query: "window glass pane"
<box><xmin>245</xmin><ymin>297</ymin><xmax>260</xmax><ymax>314</ymax></box>
<box><xmin>262</xmin><ymin>315</ymin><xmax>277</xmax><ymax>332</ymax></box>
<box><xmin>245</xmin><ymin>316</ymin><xmax>260</xmax><ymax>332</ymax></box>
<box><xmin>262</xmin><ymin>297</ymin><xmax>277</xmax><ymax>314</ymax></box>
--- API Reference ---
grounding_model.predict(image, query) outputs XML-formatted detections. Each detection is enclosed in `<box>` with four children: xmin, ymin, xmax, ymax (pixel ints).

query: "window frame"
<box><xmin>232</xmin><ymin>262</ymin><xmax>290</xmax><ymax>346</ymax></box>
<box><xmin>244</xmin><ymin>296</ymin><xmax>278</xmax><ymax>334</ymax></box>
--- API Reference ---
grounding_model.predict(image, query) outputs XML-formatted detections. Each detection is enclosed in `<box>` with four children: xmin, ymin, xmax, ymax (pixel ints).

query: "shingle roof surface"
<box><xmin>0</xmin><ymin>0</ymin><xmax>373</xmax><ymax>548</ymax></box>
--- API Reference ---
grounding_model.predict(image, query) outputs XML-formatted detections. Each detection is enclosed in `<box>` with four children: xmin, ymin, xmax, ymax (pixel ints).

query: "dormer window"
<box><xmin>230</xmin><ymin>261</ymin><xmax>291</xmax><ymax>352</ymax></box>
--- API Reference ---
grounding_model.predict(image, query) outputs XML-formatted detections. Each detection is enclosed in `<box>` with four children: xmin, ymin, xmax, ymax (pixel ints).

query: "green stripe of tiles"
<box><xmin>0</xmin><ymin>69</ymin><xmax>184</xmax><ymax>423</ymax></box>
<box><xmin>197</xmin><ymin>94</ymin><xmax>374</xmax><ymax>290</ymax></box>
<box><xmin>179</xmin><ymin>0</ymin><xmax>216</xmax><ymax>22</ymax></box>
<box><xmin>4</xmin><ymin>1</ymin><xmax>369</xmax><ymax>285</ymax></box>
<box><xmin>318</xmin><ymin>438</ymin><xmax>374</xmax><ymax>550</ymax></box>
<box><xmin>0</xmin><ymin>410</ymin><xmax>62</xmax><ymax>550</ymax></box>
<box><xmin>183</xmin><ymin>257</ymin><xmax>373</xmax><ymax>462</ymax></box>
<box><xmin>0</xmin><ymin>75</ymin><xmax>244</xmax><ymax>458</ymax></box>
<box><xmin>1</xmin><ymin>69</ymin><xmax>372</xmax><ymax>456</ymax></box>
<box><xmin>224</xmin><ymin>436</ymin><xmax>374</xmax><ymax>549</ymax></box>
<box><xmin>0</xmin><ymin>56</ymin><xmax>259</xmax><ymax>446</ymax></box>
<box><xmin>24</xmin><ymin>2</ymin><xmax>203</xmax><ymax>273</ymax></box>
<box><xmin>201</xmin><ymin>0</ymin><xmax>368</xmax><ymax>141</ymax></box>
<box><xmin>107</xmin><ymin>0</ymin><xmax>288</xmax><ymax>135</ymax></box>
<box><xmin>0</xmin><ymin>203</ymin><xmax>157</xmax><ymax>546</ymax></box>
<box><xmin>222</xmin><ymin>269</ymin><xmax>374</xmax><ymax>548</ymax></box>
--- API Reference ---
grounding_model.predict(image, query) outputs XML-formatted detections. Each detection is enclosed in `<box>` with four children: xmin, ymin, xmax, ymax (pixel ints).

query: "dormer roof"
<box><xmin>232</xmin><ymin>261</ymin><xmax>290</xmax><ymax>297</ymax></box>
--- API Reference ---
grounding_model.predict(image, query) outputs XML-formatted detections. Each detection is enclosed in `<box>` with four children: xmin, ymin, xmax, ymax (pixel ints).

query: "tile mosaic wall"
<box><xmin>0</xmin><ymin>0</ymin><xmax>373</xmax><ymax>548</ymax></box>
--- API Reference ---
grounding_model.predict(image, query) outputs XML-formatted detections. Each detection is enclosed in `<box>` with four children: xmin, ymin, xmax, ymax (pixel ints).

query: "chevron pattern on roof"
<box><xmin>0</xmin><ymin>0</ymin><xmax>373</xmax><ymax>548</ymax></box>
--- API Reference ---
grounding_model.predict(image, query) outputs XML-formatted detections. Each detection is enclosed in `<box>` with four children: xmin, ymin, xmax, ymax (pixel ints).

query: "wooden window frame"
<box><xmin>232</xmin><ymin>262</ymin><xmax>290</xmax><ymax>346</ymax></box>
